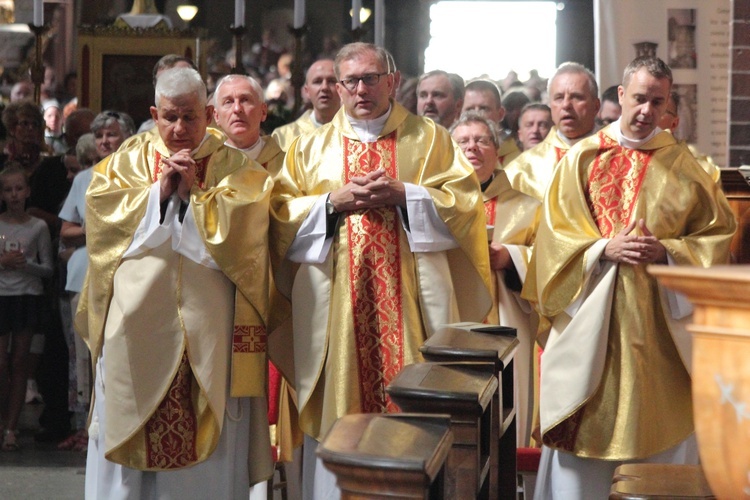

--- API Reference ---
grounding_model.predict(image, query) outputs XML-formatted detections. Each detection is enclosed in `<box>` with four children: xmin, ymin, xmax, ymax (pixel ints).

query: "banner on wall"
<box><xmin>594</xmin><ymin>0</ymin><xmax>730</xmax><ymax>166</ymax></box>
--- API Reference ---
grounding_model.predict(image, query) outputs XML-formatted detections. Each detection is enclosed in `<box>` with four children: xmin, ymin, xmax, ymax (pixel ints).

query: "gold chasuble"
<box><xmin>75</xmin><ymin>128</ymin><xmax>273</xmax><ymax>478</ymax></box>
<box><xmin>482</xmin><ymin>169</ymin><xmax>540</xmax><ymax>446</ymax></box>
<box><xmin>497</xmin><ymin>136</ymin><xmax>521</xmax><ymax>168</ymax></box>
<box><xmin>270</xmin><ymin>102</ymin><xmax>492</xmax><ymax>440</ymax></box>
<box><xmin>524</xmin><ymin>124</ymin><xmax>736</xmax><ymax>460</ymax></box>
<box><xmin>504</xmin><ymin>126</ymin><xmax>570</xmax><ymax>202</ymax></box>
<box><xmin>256</xmin><ymin>135</ymin><xmax>285</xmax><ymax>179</ymax></box>
<box><xmin>272</xmin><ymin>110</ymin><xmax>317</xmax><ymax>152</ymax></box>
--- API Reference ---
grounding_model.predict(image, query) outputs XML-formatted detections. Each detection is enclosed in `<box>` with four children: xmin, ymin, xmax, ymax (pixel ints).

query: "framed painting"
<box><xmin>77</xmin><ymin>25</ymin><xmax>204</xmax><ymax>129</ymax></box>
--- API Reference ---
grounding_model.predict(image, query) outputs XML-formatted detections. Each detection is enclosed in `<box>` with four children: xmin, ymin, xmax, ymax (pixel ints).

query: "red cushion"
<box><xmin>517</xmin><ymin>447</ymin><xmax>541</xmax><ymax>472</ymax></box>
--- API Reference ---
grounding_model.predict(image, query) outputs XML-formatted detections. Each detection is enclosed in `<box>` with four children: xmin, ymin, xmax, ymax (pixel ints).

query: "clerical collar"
<box><xmin>556</xmin><ymin>127</ymin><xmax>595</xmax><ymax>147</ymax></box>
<box><xmin>615</xmin><ymin>118</ymin><xmax>661</xmax><ymax>149</ymax></box>
<box><xmin>229</xmin><ymin>136</ymin><xmax>265</xmax><ymax>161</ymax></box>
<box><xmin>310</xmin><ymin>112</ymin><xmax>323</xmax><ymax>128</ymax></box>
<box><xmin>480</xmin><ymin>174</ymin><xmax>494</xmax><ymax>192</ymax></box>
<box><xmin>346</xmin><ymin>105</ymin><xmax>392</xmax><ymax>143</ymax></box>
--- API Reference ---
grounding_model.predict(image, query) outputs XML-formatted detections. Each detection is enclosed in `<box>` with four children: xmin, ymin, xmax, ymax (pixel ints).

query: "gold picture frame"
<box><xmin>77</xmin><ymin>25</ymin><xmax>204</xmax><ymax>128</ymax></box>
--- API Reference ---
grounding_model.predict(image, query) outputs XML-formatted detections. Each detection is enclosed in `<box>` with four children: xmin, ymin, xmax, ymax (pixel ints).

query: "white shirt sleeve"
<box><xmin>122</xmin><ymin>183</ymin><xmax>218</xmax><ymax>269</ymax></box>
<box><xmin>287</xmin><ymin>195</ymin><xmax>332</xmax><ymax>264</ymax></box>
<box><xmin>286</xmin><ymin>184</ymin><xmax>459</xmax><ymax>264</ymax></box>
<box><xmin>401</xmin><ymin>183</ymin><xmax>459</xmax><ymax>252</ymax></box>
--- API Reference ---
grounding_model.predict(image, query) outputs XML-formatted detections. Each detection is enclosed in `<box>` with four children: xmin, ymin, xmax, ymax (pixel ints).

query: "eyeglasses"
<box><xmin>339</xmin><ymin>73</ymin><xmax>388</xmax><ymax>92</ymax></box>
<box><xmin>455</xmin><ymin>136</ymin><xmax>494</xmax><ymax>148</ymax></box>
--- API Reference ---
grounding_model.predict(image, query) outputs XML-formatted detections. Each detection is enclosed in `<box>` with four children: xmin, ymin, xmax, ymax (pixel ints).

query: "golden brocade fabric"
<box><xmin>497</xmin><ymin>136</ymin><xmax>521</xmax><ymax>168</ymax></box>
<box><xmin>75</xmin><ymin>128</ymin><xmax>273</xmax><ymax>476</ymax></box>
<box><xmin>504</xmin><ymin>126</ymin><xmax>572</xmax><ymax>202</ymax></box>
<box><xmin>270</xmin><ymin>101</ymin><xmax>493</xmax><ymax>440</ymax></box>
<box><xmin>271</xmin><ymin>110</ymin><xmax>317</xmax><ymax>152</ymax></box>
<box><xmin>256</xmin><ymin>135</ymin><xmax>285</xmax><ymax>179</ymax></box>
<box><xmin>523</xmin><ymin>123</ymin><xmax>737</xmax><ymax>460</ymax></box>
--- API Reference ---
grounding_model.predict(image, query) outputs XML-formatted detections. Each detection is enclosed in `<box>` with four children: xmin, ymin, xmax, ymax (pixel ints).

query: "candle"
<box><xmin>33</xmin><ymin>0</ymin><xmax>43</xmax><ymax>27</ymax></box>
<box><xmin>234</xmin><ymin>0</ymin><xmax>245</xmax><ymax>27</ymax></box>
<box><xmin>374</xmin><ymin>0</ymin><xmax>384</xmax><ymax>46</ymax></box>
<box><xmin>352</xmin><ymin>0</ymin><xmax>361</xmax><ymax>30</ymax></box>
<box><xmin>294</xmin><ymin>0</ymin><xmax>305</xmax><ymax>29</ymax></box>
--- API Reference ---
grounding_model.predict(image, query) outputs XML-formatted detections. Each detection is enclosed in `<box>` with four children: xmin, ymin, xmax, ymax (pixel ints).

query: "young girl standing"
<box><xmin>0</xmin><ymin>166</ymin><xmax>53</xmax><ymax>451</ymax></box>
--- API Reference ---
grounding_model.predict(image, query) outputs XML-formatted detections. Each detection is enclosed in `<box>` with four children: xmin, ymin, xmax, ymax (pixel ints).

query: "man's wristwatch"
<box><xmin>325</xmin><ymin>194</ymin><xmax>337</xmax><ymax>216</ymax></box>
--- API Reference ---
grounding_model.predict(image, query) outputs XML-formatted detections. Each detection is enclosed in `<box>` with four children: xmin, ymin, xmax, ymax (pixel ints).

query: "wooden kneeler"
<box><xmin>317</xmin><ymin>413</ymin><xmax>454</xmax><ymax>499</ymax></box>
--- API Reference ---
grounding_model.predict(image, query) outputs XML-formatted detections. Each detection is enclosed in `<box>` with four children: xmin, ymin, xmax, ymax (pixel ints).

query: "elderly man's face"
<box><xmin>517</xmin><ymin>109</ymin><xmax>552</xmax><ymax>150</ymax></box>
<box><xmin>417</xmin><ymin>75</ymin><xmax>461</xmax><ymax>127</ymax></box>
<box><xmin>336</xmin><ymin>51</ymin><xmax>393</xmax><ymax>120</ymax></box>
<box><xmin>452</xmin><ymin>121</ymin><xmax>498</xmax><ymax>184</ymax></box>
<box><xmin>549</xmin><ymin>72</ymin><xmax>600</xmax><ymax>140</ymax></box>
<box><xmin>213</xmin><ymin>78</ymin><xmax>267</xmax><ymax>149</ymax></box>
<box><xmin>304</xmin><ymin>60</ymin><xmax>340</xmax><ymax>119</ymax></box>
<box><xmin>462</xmin><ymin>89</ymin><xmax>505</xmax><ymax>126</ymax></box>
<box><xmin>151</xmin><ymin>93</ymin><xmax>212</xmax><ymax>152</ymax></box>
<box><xmin>618</xmin><ymin>68</ymin><xmax>671</xmax><ymax>140</ymax></box>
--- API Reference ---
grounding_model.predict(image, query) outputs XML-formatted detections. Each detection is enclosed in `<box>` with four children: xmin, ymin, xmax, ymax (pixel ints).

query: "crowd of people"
<box><xmin>0</xmin><ymin>39</ymin><xmax>736</xmax><ymax>500</ymax></box>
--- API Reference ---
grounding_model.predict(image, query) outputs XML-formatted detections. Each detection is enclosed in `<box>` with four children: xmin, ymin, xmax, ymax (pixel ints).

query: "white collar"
<box><xmin>615</xmin><ymin>118</ymin><xmax>661</xmax><ymax>149</ymax></box>
<box><xmin>346</xmin><ymin>105</ymin><xmax>392</xmax><ymax>143</ymax></box>
<box><xmin>227</xmin><ymin>136</ymin><xmax>265</xmax><ymax>161</ymax></box>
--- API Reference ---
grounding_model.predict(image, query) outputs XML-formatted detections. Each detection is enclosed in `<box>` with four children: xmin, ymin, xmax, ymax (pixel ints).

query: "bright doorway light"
<box><xmin>424</xmin><ymin>1</ymin><xmax>557</xmax><ymax>82</ymax></box>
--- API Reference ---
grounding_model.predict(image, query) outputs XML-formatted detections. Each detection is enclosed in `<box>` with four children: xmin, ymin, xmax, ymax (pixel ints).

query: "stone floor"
<box><xmin>0</xmin><ymin>403</ymin><xmax>86</xmax><ymax>499</ymax></box>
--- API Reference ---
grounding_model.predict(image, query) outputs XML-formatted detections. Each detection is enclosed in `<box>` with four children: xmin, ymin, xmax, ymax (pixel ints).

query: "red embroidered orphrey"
<box><xmin>484</xmin><ymin>197</ymin><xmax>498</xmax><ymax>226</ymax></box>
<box><xmin>145</xmin><ymin>352</ymin><xmax>198</xmax><ymax>468</ymax></box>
<box><xmin>233</xmin><ymin>325</ymin><xmax>267</xmax><ymax>353</ymax></box>
<box><xmin>153</xmin><ymin>151</ymin><xmax>210</xmax><ymax>189</ymax></box>
<box><xmin>586</xmin><ymin>133</ymin><xmax>652</xmax><ymax>238</ymax></box>
<box><xmin>344</xmin><ymin>132</ymin><xmax>404</xmax><ymax>414</ymax></box>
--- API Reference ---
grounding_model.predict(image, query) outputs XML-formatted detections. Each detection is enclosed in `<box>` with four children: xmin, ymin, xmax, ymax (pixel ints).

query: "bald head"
<box><xmin>304</xmin><ymin>59</ymin><xmax>340</xmax><ymax>124</ymax></box>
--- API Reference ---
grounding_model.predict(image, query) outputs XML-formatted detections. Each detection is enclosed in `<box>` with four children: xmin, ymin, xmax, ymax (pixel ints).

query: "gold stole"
<box><xmin>344</xmin><ymin>132</ymin><xmax>403</xmax><ymax>414</ymax></box>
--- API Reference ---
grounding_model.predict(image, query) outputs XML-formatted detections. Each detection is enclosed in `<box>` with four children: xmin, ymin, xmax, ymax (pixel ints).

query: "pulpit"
<box><xmin>386</xmin><ymin>363</ymin><xmax>497</xmax><ymax>499</ymax></box>
<box><xmin>317</xmin><ymin>413</ymin><xmax>454</xmax><ymax>499</ymax></box>
<box><xmin>419</xmin><ymin>325</ymin><xmax>519</xmax><ymax>499</ymax></box>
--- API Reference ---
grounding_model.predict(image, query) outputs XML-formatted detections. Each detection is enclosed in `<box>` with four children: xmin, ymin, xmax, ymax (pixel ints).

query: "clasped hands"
<box><xmin>328</xmin><ymin>168</ymin><xmax>406</xmax><ymax>212</ymax></box>
<box><xmin>603</xmin><ymin>219</ymin><xmax>667</xmax><ymax>265</ymax></box>
<box><xmin>159</xmin><ymin>149</ymin><xmax>196</xmax><ymax>202</ymax></box>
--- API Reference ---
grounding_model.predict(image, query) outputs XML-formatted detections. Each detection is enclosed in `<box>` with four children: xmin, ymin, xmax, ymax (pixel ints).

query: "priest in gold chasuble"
<box><xmin>270</xmin><ymin>43</ymin><xmax>492</xmax><ymax>499</ymax></box>
<box><xmin>524</xmin><ymin>57</ymin><xmax>736</xmax><ymax>499</ymax></box>
<box><xmin>451</xmin><ymin>112</ymin><xmax>541</xmax><ymax>448</ymax></box>
<box><xmin>75</xmin><ymin>67</ymin><xmax>273</xmax><ymax>499</ymax></box>
<box><xmin>504</xmin><ymin>62</ymin><xmax>602</xmax><ymax>203</ymax></box>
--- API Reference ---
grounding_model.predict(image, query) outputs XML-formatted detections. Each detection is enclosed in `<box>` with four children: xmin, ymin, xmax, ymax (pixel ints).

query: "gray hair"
<box><xmin>75</xmin><ymin>133</ymin><xmax>98</xmax><ymax>169</ymax></box>
<box><xmin>548</xmin><ymin>62</ymin><xmax>598</xmax><ymax>98</ymax></box>
<box><xmin>334</xmin><ymin>42</ymin><xmax>390</xmax><ymax>79</ymax></box>
<box><xmin>90</xmin><ymin>110</ymin><xmax>135</xmax><ymax>137</ymax></box>
<box><xmin>154</xmin><ymin>67</ymin><xmax>206</xmax><ymax>107</ymax></box>
<box><xmin>449</xmin><ymin>111</ymin><xmax>500</xmax><ymax>148</ymax></box>
<box><xmin>419</xmin><ymin>70</ymin><xmax>466</xmax><ymax>101</ymax></box>
<box><xmin>622</xmin><ymin>56</ymin><xmax>673</xmax><ymax>88</ymax></box>
<box><xmin>465</xmin><ymin>79</ymin><xmax>502</xmax><ymax>108</ymax></box>
<box><xmin>213</xmin><ymin>74</ymin><xmax>265</xmax><ymax>104</ymax></box>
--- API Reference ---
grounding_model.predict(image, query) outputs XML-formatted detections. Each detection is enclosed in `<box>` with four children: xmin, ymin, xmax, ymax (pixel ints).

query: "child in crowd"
<box><xmin>0</xmin><ymin>165</ymin><xmax>53</xmax><ymax>451</ymax></box>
